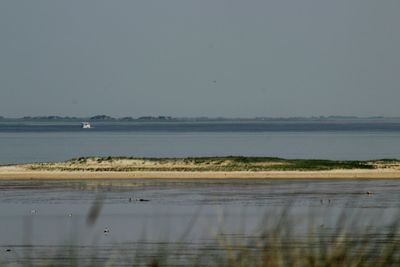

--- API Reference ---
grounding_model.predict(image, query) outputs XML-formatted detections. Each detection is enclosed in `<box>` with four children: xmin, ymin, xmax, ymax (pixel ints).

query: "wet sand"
<box><xmin>1</xmin><ymin>165</ymin><xmax>400</xmax><ymax>179</ymax></box>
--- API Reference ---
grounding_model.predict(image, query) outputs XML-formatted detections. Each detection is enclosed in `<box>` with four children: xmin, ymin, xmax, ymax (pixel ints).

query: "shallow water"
<box><xmin>0</xmin><ymin>179</ymin><xmax>399</xmax><ymax>265</ymax></box>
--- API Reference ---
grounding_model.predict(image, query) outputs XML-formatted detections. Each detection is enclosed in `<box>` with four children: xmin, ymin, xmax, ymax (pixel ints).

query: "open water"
<box><xmin>1</xmin><ymin>119</ymin><xmax>400</xmax><ymax>164</ymax></box>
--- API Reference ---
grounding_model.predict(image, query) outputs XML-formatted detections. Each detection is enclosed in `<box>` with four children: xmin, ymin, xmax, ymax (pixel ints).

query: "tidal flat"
<box><xmin>1</xmin><ymin>179</ymin><xmax>400</xmax><ymax>266</ymax></box>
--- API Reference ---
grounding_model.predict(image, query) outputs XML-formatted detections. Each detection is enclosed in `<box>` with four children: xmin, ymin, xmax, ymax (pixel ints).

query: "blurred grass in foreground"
<box><xmin>2</xmin><ymin>203</ymin><xmax>400</xmax><ymax>267</ymax></box>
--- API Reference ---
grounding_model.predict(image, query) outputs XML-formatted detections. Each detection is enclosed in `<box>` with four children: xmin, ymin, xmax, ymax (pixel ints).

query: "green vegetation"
<box><xmin>24</xmin><ymin>156</ymin><xmax>395</xmax><ymax>172</ymax></box>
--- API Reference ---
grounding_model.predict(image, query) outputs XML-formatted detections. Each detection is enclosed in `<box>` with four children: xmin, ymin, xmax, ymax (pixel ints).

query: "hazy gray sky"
<box><xmin>1</xmin><ymin>0</ymin><xmax>399</xmax><ymax>117</ymax></box>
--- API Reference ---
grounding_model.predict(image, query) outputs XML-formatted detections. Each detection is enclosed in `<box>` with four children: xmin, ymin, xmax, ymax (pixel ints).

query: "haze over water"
<box><xmin>1</xmin><ymin>0</ymin><xmax>400</xmax><ymax>265</ymax></box>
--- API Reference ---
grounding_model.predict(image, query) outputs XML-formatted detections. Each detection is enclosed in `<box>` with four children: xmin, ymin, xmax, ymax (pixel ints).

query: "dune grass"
<box><xmin>25</xmin><ymin>156</ymin><xmax>392</xmax><ymax>172</ymax></box>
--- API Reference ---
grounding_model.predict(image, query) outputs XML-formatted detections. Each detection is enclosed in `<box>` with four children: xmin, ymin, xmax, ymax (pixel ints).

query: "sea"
<box><xmin>1</xmin><ymin>119</ymin><xmax>400</xmax><ymax>164</ymax></box>
<box><xmin>1</xmin><ymin>119</ymin><xmax>400</xmax><ymax>265</ymax></box>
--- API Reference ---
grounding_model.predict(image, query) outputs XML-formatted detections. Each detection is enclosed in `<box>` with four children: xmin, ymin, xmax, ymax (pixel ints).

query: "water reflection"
<box><xmin>0</xmin><ymin>179</ymin><xmax>399</xmax><ymax>265</ymax></box>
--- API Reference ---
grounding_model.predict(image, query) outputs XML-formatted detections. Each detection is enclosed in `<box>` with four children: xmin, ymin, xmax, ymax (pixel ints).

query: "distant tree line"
<box><xmin>0</xmin><ymin>115</ymin><xmax>393</xmax><ymax>122</ymax></box>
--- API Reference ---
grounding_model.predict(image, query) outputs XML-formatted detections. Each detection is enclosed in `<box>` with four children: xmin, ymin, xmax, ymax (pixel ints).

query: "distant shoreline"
<box><xmin>0</xmin><ymin>115</ymin><xmax>398</xmax><ymax>122</ymax></box>
<box><xmin>1</xmin><ymin>156</ymin><xmax>400</xmax><ymax>179</ymax></box>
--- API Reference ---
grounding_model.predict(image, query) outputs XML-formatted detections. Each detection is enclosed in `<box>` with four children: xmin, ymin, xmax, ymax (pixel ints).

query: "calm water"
<box><xmin>1</xmin><ymin>120</ymin><xmax>400</xmax><ymax>164</ymax></box>
<box><xmin>0</xmin><ymin>179</ymin><xmax>399</xmax><ymax>265</ymax></box>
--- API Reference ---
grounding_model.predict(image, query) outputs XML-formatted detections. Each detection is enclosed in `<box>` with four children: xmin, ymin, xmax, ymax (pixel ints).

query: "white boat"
<box><xmin>81</xmin><ymin>122</ymin><xmax>91</xmax><ymax>129</ymax></box>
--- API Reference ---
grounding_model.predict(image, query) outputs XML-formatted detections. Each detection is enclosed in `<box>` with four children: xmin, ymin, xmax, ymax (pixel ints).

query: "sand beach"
<box><xmin>1</xmin><ymin>157</ymin><xmax>400</xmax><ymax>179</ymax></box>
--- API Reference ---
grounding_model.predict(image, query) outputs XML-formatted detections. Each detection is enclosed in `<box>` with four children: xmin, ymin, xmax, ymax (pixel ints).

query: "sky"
<box><xmin>0</xmin><ymin>0</ymin><xmax>399</xmax><ymax>118</ymax></box>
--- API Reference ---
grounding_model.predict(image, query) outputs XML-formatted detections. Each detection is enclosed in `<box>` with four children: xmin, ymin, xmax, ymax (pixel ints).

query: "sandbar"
<box><xmin>0</xmin><ymin>157</ymin><xmax>400</xmax><ymax>180</ymax></box>
<box><xmin>1</xmin><ymin>162</ymin><xmax>400</xmax><ymax>180</ymax></box>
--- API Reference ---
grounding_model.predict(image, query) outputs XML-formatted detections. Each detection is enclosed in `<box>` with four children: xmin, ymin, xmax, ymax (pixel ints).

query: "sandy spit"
<box><xmin>1</xmin><ymin>165</ymin><xmax>400</xmax><ymax>179</ymax></box>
